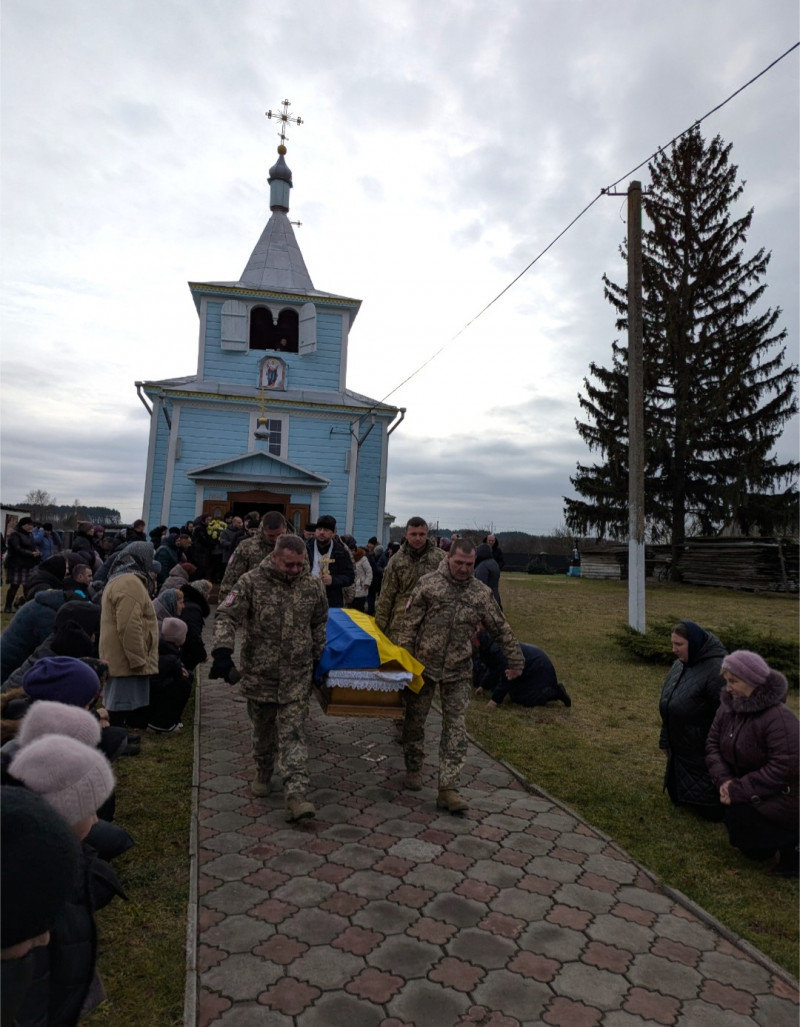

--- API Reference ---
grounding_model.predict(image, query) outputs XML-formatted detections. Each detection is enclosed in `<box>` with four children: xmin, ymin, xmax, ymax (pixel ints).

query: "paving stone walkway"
<box><xmin>188</xmin><ymin>674</ymin><xmax>798</xmax><ymax>1026</ymax></box>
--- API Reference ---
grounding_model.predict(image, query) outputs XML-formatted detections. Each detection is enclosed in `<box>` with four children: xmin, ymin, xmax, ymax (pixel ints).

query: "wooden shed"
<box><xmin>579</xmin><ymin>545</ymin><xmax>627</xmax><ymax>580</ymax></box>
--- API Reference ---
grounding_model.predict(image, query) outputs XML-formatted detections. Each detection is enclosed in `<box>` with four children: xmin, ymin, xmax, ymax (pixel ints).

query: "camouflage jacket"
<box><xmin>374</xmin><ymin>539</ymin><xmax>446</xmax><ymax>641</ymax></box>
<box><xmin>219</xmin><ymin>535</ymin><xmax>276</xmax><ymax>594</ymax></box>
<box><xmin>213</xmin><ymin>558</ymin><xmax>328</xmax><ymax>703</ymax></box>
<box><xmin>398</xmin><ymin>560</ymin><xmax>523</xmax><ymax>682</ymax></box>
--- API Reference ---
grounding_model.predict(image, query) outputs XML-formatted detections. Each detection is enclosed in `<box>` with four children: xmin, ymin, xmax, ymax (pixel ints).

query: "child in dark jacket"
<box><xmin>147</xmin><ymin>618</ymin><xmax>191</xmax><ymax>733</ymax></box>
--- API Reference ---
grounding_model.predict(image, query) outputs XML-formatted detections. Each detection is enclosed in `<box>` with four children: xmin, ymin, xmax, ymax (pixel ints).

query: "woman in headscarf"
<box><xmin>659</xmin><ymin>620</ymin><xmax>726</xmax><ymax>819</ymax></box>
<box><xmin>152</xmin><ymin>587</ymin><xmax>184</xmax><ymax>626</ymax></box>
<box><xmin>98</xmin><ymin>542</ymin><xmax>159</xmax><ymax>729</ymax></box>
<box><xmin>706</xmin><ymin>650</ymin><xmax>798</xmax><ymax>877</ymax></box>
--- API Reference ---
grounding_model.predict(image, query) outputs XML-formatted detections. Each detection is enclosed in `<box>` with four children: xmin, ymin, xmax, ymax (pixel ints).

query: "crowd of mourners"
<box><xmin>1</xmin><ymin>516</ymin><xmax>213</xmax><ymax>1025</ymax></box>
<box><xmin>0</xmin><ymin>510</ymin><xmax>797</xmax><ymax>1025</ymax></box>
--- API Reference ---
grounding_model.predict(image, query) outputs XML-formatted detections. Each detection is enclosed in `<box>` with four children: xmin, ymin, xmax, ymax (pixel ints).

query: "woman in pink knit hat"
<box><xmin>706</xmin><ymin>650</ymin><xmax>798</xmax><ymax>877</ymax></box>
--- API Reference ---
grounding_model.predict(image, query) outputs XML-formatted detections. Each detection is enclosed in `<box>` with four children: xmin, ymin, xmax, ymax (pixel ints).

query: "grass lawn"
<box><xmin>466</xmin><ymin>574</ymin><xmax>799</xmax><ymax>974</ymax></box>
<box><xmin>84</xmin><ymin>698</ymin><xmax>194</xmax><ymax>1026</ymax></box>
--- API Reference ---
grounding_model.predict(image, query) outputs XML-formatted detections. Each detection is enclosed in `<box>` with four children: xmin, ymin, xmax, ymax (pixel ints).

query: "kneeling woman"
<box><xmin>706</xmin><ymin>650</ymin><xmax>799</xmax><ymax>877</ymax></box>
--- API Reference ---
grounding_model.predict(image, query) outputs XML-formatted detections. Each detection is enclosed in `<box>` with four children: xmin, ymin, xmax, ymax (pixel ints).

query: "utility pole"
<box><xmin>627</xmin><ymin>180</ymin><xmax>645</xmax><ymax>632</ymax></box>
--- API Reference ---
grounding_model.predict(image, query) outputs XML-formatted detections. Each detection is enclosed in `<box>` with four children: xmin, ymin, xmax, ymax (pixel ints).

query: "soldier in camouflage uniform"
<box><xmin>375</xmin><ymin>516</ymin><xmax>445</xmax><ymax>740</ymax></box>
<box><xmin>210</xmin><ymin>534</ymin><xmax>328</xmax><ymax>822</ymax></box>
<box><xmin>218</xmin><ymin>510</ymin><xmax>291</xmax><ymax>594</ymax></box>
<box><xmin>398</xmin><ymin>537</ymin><xmax>524</xmax><ymax>813</ymax></box>
<box><xmin>375</xmin><ymin>517</ymin><xmax>445</xmax><ymax>642</ymax></box>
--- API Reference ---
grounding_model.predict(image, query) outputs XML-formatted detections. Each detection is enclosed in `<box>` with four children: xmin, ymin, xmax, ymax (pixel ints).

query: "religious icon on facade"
<box><xmin>259</xmin><ymin>356</ymin><xmax>286</xmax><ymax>390</ymax></box>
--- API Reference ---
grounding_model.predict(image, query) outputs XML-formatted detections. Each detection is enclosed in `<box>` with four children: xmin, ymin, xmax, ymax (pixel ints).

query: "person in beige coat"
<box><xmin>99</xmin><ymin>542</ymin><xmax>159</xmax><ymax>728</ymax></box>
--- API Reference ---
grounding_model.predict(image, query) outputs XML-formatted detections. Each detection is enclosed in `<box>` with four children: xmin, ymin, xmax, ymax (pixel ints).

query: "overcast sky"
<box><xmin>2</xmin><ymin>1</ymin><xmax>797</xmax><ymax>532</ymax></box>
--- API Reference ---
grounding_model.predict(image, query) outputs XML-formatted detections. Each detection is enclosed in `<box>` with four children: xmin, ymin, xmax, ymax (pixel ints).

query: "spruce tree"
<box><xmin>564</xmin><ymin>128</ymin><xmax>798</xmax><ymax>555</ymax></box>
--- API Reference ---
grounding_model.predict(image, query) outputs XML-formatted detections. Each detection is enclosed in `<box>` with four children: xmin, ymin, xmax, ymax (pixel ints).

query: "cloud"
<box><xmin>1</xmin><ymin>0</ymin><xmax>797</xmax><ymax>530</ymax></box>
<box><xmin>0</xmin><ymin>422</ymin><xmax>149</xmax><ymax>519</ymax></box>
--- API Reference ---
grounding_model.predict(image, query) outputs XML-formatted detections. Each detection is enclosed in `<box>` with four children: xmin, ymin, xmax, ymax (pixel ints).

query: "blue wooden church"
<box><xmin>137</xmin><ymin>132</ymin><xmax>401</xmax><ymax>540</ymax></box>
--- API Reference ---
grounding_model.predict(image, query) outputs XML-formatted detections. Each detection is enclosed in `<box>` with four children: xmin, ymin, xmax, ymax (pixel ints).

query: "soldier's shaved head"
<box><xmin>261</xmin><ymin>511</ymin><xmax>287</xmax><ymax>530</ymax></box>
<box><xmin>450</xmin><ymin>537</ymin><xmax>476</xmax><ymax>557</ymax></box>
<box><xmin>275</xmin><ymin>535</ymin><xmax>305</xmax><ymax>556</ymax></box>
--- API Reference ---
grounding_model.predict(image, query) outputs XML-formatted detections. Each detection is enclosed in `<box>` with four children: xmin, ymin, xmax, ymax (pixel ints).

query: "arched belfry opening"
<box><xmin>275</xmin><ymin>308</ymin><xmax>298</xmax><ymax>352</ymax></box>
<box><xmin>249</xmin><ymin>305</ymin><xmax>271</xmax><ymax>350</ymax></box>
<box><xmin>249</xmin><ymin>306</ymin><xmax>299</xmax><ymax>352</ymax></box>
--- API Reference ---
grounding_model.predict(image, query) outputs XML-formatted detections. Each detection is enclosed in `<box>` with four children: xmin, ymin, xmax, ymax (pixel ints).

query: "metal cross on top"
<box><xmin>265</xmin><ymin>99</ymin><xmax>303</xmax><ymax>148</ymax></box>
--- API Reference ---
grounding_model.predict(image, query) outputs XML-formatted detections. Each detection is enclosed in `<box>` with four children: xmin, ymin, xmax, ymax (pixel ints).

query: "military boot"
<box><xmin>251</xmin><ymin>774</ymin><xmax>272</xmax><ymax>798</ymax></box>
<box><xmin>285</xmin><ymin>795</ymin><xmax>316</xmax><ymax>822</ymax></box>
<box><xmin>437</xmin><ymin>789</ymin><xmax>468</xmax><ymax>813</ymax></box>
<box><xmin>404</xmin><ymin>770</ymin><xmax>423</xmax><ymax>791</ymax></box>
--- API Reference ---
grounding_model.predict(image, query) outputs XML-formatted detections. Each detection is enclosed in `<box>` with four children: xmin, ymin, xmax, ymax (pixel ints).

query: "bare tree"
<box><xmin>24</xmin><ymin>489</ymin><xmax>55</xmax><ymax>522</ymax></box>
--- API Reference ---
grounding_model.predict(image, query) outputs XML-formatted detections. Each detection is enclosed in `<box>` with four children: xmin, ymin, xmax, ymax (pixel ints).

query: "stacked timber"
<box><xmin>678</xmin><ymin>537</ymin><xmax>798</xmax><ymax>592</ymax></box>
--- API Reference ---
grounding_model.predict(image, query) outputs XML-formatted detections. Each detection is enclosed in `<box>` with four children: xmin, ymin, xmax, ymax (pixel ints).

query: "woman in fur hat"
<box><xmin>706</xmin><ymin>650</ymin><xmax>799</xmax><ymax>877</ymax></box>
<box><xmin>9</xmin><ymin>735</ymin><xmax>125</xmax><ymax>1023</ymax></box>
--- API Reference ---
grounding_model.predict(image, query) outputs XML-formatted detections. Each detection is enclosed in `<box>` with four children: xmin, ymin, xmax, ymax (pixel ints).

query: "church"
<box><xmin>137</xmin><ymin>121</ymin><xmax>401</xmax><ymax>541</ymax></box>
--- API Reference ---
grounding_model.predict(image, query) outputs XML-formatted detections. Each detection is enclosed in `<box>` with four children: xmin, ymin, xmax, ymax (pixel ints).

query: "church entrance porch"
<box><xmin>204</xmin><ymin>490</ymin><xmax>309</xmax><ymax>535</ymax></box>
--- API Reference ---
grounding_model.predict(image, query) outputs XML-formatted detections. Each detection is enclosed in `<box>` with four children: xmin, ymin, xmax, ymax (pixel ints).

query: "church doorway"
<box><xmin>211</xmin><ymin>490</ymin><xmax>309</xmax><ymax>535</ymax></box>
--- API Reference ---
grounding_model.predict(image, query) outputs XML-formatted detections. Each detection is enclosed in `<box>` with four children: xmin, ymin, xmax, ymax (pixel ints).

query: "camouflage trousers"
<box><xmin>402</xmin><ymin>674</ymin><xmax>470</xmax><ymax>790</ymax></box>
<box><xmin>246</xmin><ymin>697</ymin><xmax>311</xmax><ymax>798</ymax></box>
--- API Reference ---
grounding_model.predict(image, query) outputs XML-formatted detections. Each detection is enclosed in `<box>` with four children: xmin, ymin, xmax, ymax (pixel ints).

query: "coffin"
<box><xmin>315</xmin><ymin>668</ymin><xmax>408</xmax><ymax>718</ymax></box>
<box><xmin>314</xmin><ymin>610</ymin><xmax>424</xmax><ymax>718</ymax></box>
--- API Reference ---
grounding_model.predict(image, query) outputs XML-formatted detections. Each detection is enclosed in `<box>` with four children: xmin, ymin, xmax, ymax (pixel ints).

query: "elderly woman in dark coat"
<box><xmin>659</xmin><ymin>620</ymin><xmax>726</xmax><ymax>819</ymax></box>
<box><xmin>706</xmin><ymin>650</ymin><xmax>799</xmax><ymax>877</ymax></box>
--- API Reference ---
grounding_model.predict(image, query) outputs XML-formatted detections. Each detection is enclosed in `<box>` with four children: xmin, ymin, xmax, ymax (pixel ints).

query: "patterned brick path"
<box><xmin>188</xmin><ymin>674</ymin><xmax>798</xmax><ymax>1026</ymax></box>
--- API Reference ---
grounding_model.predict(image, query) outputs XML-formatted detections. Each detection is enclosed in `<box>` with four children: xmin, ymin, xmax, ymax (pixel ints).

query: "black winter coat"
<box><xmin>69</xmin><ymin>531</ymin><xmax>96</xmax><ymax>563</ymax></box>
<box><xmin>190</xmin><ymin>524</ymin><xmax>215</xmax><ymax>576</ymax></box>
<box><xmin>12</xmin><ymin>843</ymin><xmax>125</xmax><ymax>1027</ymax></box>
<box><xmin>659</xmin><ymin>630</ymin><xmax>726</xmax><ymax>811</ymax></box>
<box><xmin>179</xmin><ymin>584</ymin><xmax>209</xmax><ymax>671</ymax></box>
<box><xmin>475</xmin><ymin>635</ymin><xmax>560</xmax><ymax>707</ymax></box>
<box><xmin>474</xmin><ymin>546</ymin><xmax>502</xmax><ymax>607</ymax></box>
<box><xmin>706</xmin><ymin>672</ymin><xmax>799</xmax><ymax>830</ymax></box>
<box><xmin>154</xmin><ymin>537</ymin><xmax>181</xmax><ymax>586</ymax></box>
<box><xmin>5</xmin><ymin>529</ymin><xmax>40</xmax><ymax>571</ymax></box>
<box><xmin>23</xmin><ymin>556</ymin><xmax>68</xmax><ymax>600</ymax></box>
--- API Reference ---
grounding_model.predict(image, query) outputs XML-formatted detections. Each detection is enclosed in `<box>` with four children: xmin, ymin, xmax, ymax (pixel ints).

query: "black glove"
<box><xmin>209</xmin><ymin>648</ymin><xmax>236</xmax><ymax>683</ymax></box>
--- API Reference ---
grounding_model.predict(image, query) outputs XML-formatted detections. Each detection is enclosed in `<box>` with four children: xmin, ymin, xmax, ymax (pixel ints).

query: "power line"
<box><xmin>378</xmin><ymin>41</ymin><xmax>798</xmax><ymax>407</ymax></box>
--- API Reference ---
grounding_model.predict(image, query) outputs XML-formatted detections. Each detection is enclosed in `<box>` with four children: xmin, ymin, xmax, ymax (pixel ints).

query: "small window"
<box><xmin>264</xmin><ymin>419</ymin><xmax>282</xmax><ymax>456</ymax></box>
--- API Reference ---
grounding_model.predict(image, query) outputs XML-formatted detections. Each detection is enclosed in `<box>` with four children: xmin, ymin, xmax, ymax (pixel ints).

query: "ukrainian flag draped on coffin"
<box><xmin>316</xmin><ymin>609</ymin><xmax>424</xmax><ymax>693</ymax></box>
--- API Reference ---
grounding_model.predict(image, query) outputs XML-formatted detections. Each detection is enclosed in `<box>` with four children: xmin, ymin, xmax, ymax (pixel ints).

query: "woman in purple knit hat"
<box><xmin>706</xmin><ymin>650</ymin><xmax>799</xmax><ymax>877</ymax></box>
